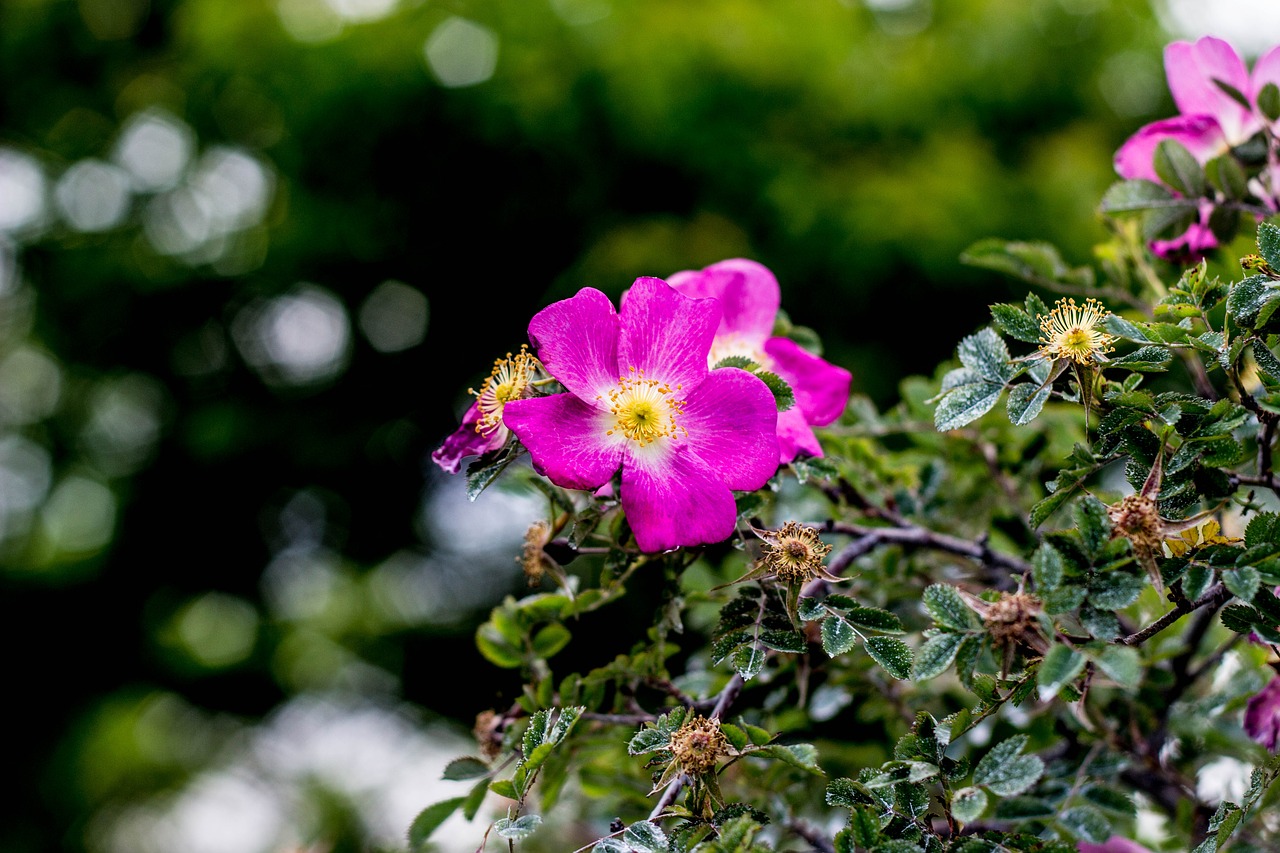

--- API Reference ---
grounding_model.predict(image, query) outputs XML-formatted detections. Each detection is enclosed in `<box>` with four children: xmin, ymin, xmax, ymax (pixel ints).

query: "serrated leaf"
<box><xmin>1088</xmin><ymin>571</ymin><xmax>1145</xmax><ymax>610</ymax></box>
<box><xmin>798</xmin><ymin>596</ymin><xmax>826</xmax><ymax>622</ymax></box>
<box><xmin>628</xmin><ymin>727</ymin><xmax>670</xmax><ymax>755</ymax></box>
<box><xmin>912</xmin><ymin>632</ymin><xmax>964</xmax><ymax>681</ymax></box>
<box><xmin>1074</xmin><ymin>496</ymin><xmax>1112</xmax><ymax>560</ymax></box>
<box><xmin>934</xmin><ymin>380</ymin><xmax>1004</xmax><ymax>432</ymax></box>
<box><xmin>622</xmin><ymin>820</ymin><xmax>668</xmax><ymax>852</ymax></box>
<box><xmin>1261</xmin><ymin>222</ymin><xmax>1280</xmax><ymax>270</ymax></box>
<box><xmin>1007</xmin><ymin>379</ymin><xmax>1052</xmax><ymax>425</ymax></box>
<box><xmin>760</xmin><ymin>628</ymin><xmax>808</xmax><ymax>653</ymax></box>
<box><xmin>1030</xmin><ymin>488</ymin><xmax>1074</xmax><ymax>529</ymax></box>
<box><xmin>865</xmin><ymin>636</ymin><xmax>913</xmax><ymax>680</ymax></box>
<box><xmin>991</xmin><ymin>303</ymin><xmax>1041</xmax><ymax>343</ymax></box>
<box><xmin>495</xmin><ymin>814</ymin><xmax>542</xmax><ymax>840</ymax></box>
<box><xmin>1103</xmin><ymin>314</ymin><xmax>1152</xmax><ymax>342</ymax></box>
<box><xmin>732</xmin><ymin>645</ymin><xmax>766</xmax><ymax>679</ymax></box>
<box><xmin>758</xmin><ymin>742</ymin><xmax>823</xmax><ymax>773</ymax></box>
<box><xmin>973</xmin><ymin>735</ymin><xmax>1044</xmax><ymax>797</ymax></box>
<box><xmin>822</xmin><ymin>615</ymin><xmax>859</xmax><ymax>657</ymax></box>
<box><xmin>1228</xmin><ymin>275</ymin><xmax>1280</xmax><ymax>328</ymax></box>
<box><xmin>958</xmin><ymin>327</ymin><xmax>1015</xmax><ymax>383</ymax></box>
<box><xmin>843</xmin><ymin>606</ymin><xmax>906</xmax><ymax>634</ymax></box>
<box><xmin>1037</xmin><ymin>643</ymin><xmax>1085</xmax><ymax>700</ymax></box>
<box><xmin>849</xmin><ymin>805</ymin><xmax>881</xmax><ymax>847</ymax></box>
<box><xmin>753</xmin><ymin>368</ymin><xmax>796</xmax><ymax>413</ymax></box>
<box><xmin>951</xmin><ymin>786</ymin><xmax>989</xmax><ymax>824</ymax></box>
<box><xmin>1224</xmin><ymin>566</ymin><xmax>1262</xmax><ymax>602</ymax></box>
<box><xmin>1033</xmin><ymin>542</ymin><xmax>1065</xmax><ymax>591</ymax></box>
<box><xmin>923</xmin><ymin>584</ymin><xmax>978</xmax><ymax>630</ymax></box>
<box><xmin>592</xmin><ymin>838</ymin><xmax>630</xmax><ymax>853</ymax></box>
<box><xmin>408</xmin><ymin>797</ymin><xmax>464</xmax><ymax>849</ymax></box>
<box><xmin>1109</xmin><ymin>345</ymin><xmax>1172</xmax><ymax>372</ymax></box>
<box><xmin>826</xmin><ymin>777</ymin><xmax>868</xmax><ymax>808</ymax></box>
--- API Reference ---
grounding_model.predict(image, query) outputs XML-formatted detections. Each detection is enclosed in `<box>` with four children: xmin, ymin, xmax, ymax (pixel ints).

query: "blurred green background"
<box><xmin>0</xmin><ymin>0</ymin><xmax>1267</xmax><ymax>850</ymax></box>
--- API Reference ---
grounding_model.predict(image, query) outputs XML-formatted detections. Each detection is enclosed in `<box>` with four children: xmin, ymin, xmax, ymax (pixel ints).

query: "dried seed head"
<box><xmin>1107</xmin><ymin>493</ymin><xmax>1164</xmax><ymax>552</ymax></box>
<box><xmin>473</xmin><ymin>709</ymin><xmax>503</xmax><ymax>760</ymax></box>
<box><xmin>669</xmin><ymin>714</ymin><xmax>729</xmax><ymax>776</ymax></box>
<box><xmin>984</xmin><ymin>591</ymin><xmax>1042</xmax><ymax>648</ymax></box>
<box><xmin>519</xmin><ymin>519</ymin><xmax>553</xmax><ymax>586</ymax></box>
<box><xmin>758</xmin><ymin>521</ymin><xmax>833</xmax><ymax>583</ymax></box>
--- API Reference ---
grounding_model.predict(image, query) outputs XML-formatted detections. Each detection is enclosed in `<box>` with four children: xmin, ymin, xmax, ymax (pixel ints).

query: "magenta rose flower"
<box><xmin>1114</xmin><ymin>36</ymin><xmax>1280</xmax><ymax>260</ymax></box>
<box><xmin>665</xmin><ymin>258</ymin><xmax>852</xmax><ymax>463</ymax></box>
<box><xmin>502</xmin><ymin>277</ymin><xmax>780</xmax><ymax>553</ymax></box>
<box><xmin>1078</xmin><ymin>838</ymin><xmax>1154</xmax><ymax>853</ymax></box>
<box><xmin>1245</xmin><ymin>676</ymin><xmax>1280</xmax><ymax>752</ymax></box>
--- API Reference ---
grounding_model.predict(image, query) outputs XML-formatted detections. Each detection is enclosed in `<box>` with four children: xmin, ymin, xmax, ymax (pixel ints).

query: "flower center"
<box><xmin>471</xmin><ymin>345</ymin><xmax>539</xmax><ymax>436</ymax></box>
<box><xmin>1038</xmin><ymin>297</ymin><xmax>1115</xmax><ymax>364</ymax></box>
<box><xmin>604</xmin><ymin>368</ymin><xmax>687</xmax><ymax>446</ymax></box>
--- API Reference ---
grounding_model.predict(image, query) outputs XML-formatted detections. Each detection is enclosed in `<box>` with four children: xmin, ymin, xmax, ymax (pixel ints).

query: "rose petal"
<box><xmin>1166</xmin><ymin>36</ymin><xmax>1253</xmax><ymax>141</ymax></box>
<box><xmin>1113</xmin><ymin>115</ymin><xmax>1226</xmax><ymax>182</ymax></box>
<box><xmin>618</xmin><ymin>277</ymin><xmax>717</xmax><ymax>389</ymax></box>
<box><xmin>679</xmin><ymin>367</ymin><xmax>780</xmax><ymax>490</ymax></box>
<box><xmin>764</xmin><ymin>337</ymin><xmax>852</xmax><ymax>426</ymax></box>
<box><xmin>620</xmin><ymin>449</ymin><xmax>740</xmax><ymax>552</ymax></box>
<box><xmin>777</xmin><ymin>407</ymin><xmax>824</xmax><ymax>463</ymax></box>
<box><xmin>502</xmin><ymin>393</ymin><xmax>622</xmax><ymax>490</ymax></box>
<box><xmin>667</xmin><ymin>258</ymin><xmax>780</xmax><ymax>342</ymax></box>
<box><xmin>527</xmin><ymin>286</ymin><xmax>621</xmax><ymax>403</ymax></box>
<box><xmin>431</xmin><ymin>401</ymin><xmax>505</xmax><ymax>474</ymax></box>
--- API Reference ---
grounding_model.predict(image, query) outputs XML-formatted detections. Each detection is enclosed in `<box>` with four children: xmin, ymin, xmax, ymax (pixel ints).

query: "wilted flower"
<box><xmin>669</xmin><ymin>714</ymin><xmax>730</xmax><ymax>775</ymax></box>
<box><xmin>502</xmin><ymin>278</ymin><xmax>780</xmax><ymax>553</ymax></box>
<box><xmin>666</xmin><ymin>259</ymin><xmax>852</xmax><ymax>463</ymax></box>
<box><xmin>962</xmin><ymin>589</ymin><xmax>1047</xmax><ymax>675</ymax></box>
<box><xmin>432</xmin><ymin>344</ymin><xmax>542</xmax><ymax>473</ymax></box>
<box><xmin>1038</xmin><ymin>298</ymin><xmax>1115</xmax><ymax>365</ymax></box>
<box><xmin>1245</xmin><ymin>676</ymin><xmax>1280</xmax><ymax>752</ymax></box>
<box><xmin>753</xmin><ymin>521</ymin><xmax>836</xmax><ymax>583</ymax></box>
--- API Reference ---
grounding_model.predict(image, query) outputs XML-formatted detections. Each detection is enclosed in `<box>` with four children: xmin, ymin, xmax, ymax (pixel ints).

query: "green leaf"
<box><xmin>934</xmin><ymin>379</ymin><xmax>1004</xmax><ymax>432</ymax></box>
<box><xmin>442</xmin><ymin>757</ymin><xmax>490</xmax><ymax>781</ymax></box>
<box><xmin>1207</xmin><ymin>153</ymin><xmax>1248</xmax><ymax>200</ymax></box>
<box><xmin>1082</xmin><ymin>785</ymin><xmax>1136</xmax><ymax>817</ymax></box>
<box><xmin>1109</xmin><ymin>345</ymin><xmax>1172</xmax><ymax>372</ymax></box>
<box><xmin>951</xmin><ymin>786</ymin><xmax>989</xmax><ymax>824</ymax></box>
<box><xmin>1074</xmin><ymin>496</ymin><xmax>1112</xmax><ymax>560</ymax></box>
<box><xmin>489</xmin><ymin>779</ymin><xmax>518</xmax><ymax>799</ymax></box>
<box><xmin>1088</xmin><ymin>571</ymin><xmax>1145</xmax><ymax>610</ymax></box>
<box><xmin>752</xmin><ymin>368</ymin><xmax>796</xmax><ymax>413</ymax></box>
<box><xmin>628</xmin><ymin>727</ymin><xmax>670</xmax><ymax>755</ymax></box>
<box><xmin>912</xmin><ymin>632</ymin><xmax>964</xmax><ymax>681</ymax></box>
<box><xmin>973</xmin><ymin>735</ymin><xmax>1044</xmax><ymax>797</ymax></box>
<box><xmin>1042</xmin><ymin>581</ymin><xmax>1088</xmax><ymax>615</ymax></box>
<box><xmin>1037</xmin><ymin>643</ymin><xmax>1085</xmax><ymax>701</ymax></box>
<box><xmin>1007</xmin><ymin>379</ymin><xmax>1052</xmax><ymax>426</ymax></box>
<box><xmin>592</xmin><ymin>838</ymin><xmax>630</xmax><ymax>853</ymax></box>
<box><xmin>759</xmin><ymin>628</ymin><xmax>808</xmax><ymax>653</ymax></box>
<box><xmin>1224</xmin><ymin>566</ymin><xmax>1262</xmax><ymax>602</ymax></box>
<box><xmin>990</xmin><ymin>303</ymin><xmax>1041</xmax><ymax>343</ymax></box>
<box><xmin>826</xmin><ymin>777</ymin><xmax>869</xmax><ymax>808</ymax></box>
<box><xmin>849</xmin><ymin>805</ymin><xmax>881</xmax><ymax>847</ymax></box>
<box><xmin>1228</xmin><ymin>275</ymin><xmax>1280</xmax><ymax>328</ymax></box>
<box><xmin>1154</xmin><ymin>138</ymin><xmax>1206</xmax><ymax>197</ymax></box>
<box><xmin>1103</xmin><ymin>314</ymin><xmax>1152</xmax><ymax>343</ymax></box>
<box><xmin>475</xmin><ymin>623</ymin><xmax>524</xmax><ymax>669</ymax></box>
<box><xmin>732</xmin><ymin>645</ymin><xmax>766</xmax><ymax>679</ymax></box>
<box><xmin>757</xmin><ymin>742</ymin><xmax>823</xmax><ymax>773</ymax></box>
<box><xmin>1259</xmin><ymin>82</ymin><xmax>1280</xmax><ymax>122</ymax></box>
<box><xmin>530</xmin><ymin>623</ymin><xmax>571</xmax><ymax>659</ymax></box>
<box><xmin>923</xmin><ymin>584</ymin><xmax>978</xmax><ymax>630</ymax></box>
<box><xmin>842</xmin><ymin>606</ymin><xmax>906</xmax><ymax>634</ymax></box>
<box><xmin>495</xmin><ymin>814</ymin><xmax>542</xmax><ymax>840</ymax></box>
<box><xmin>958</xmin><ymin>327</ymin><xmax>1015</xmax><ymax>384</ymax></box>
<box><xmin>1058</xmin><ymin>804</ymin><xmax>1111</xmax><ymax>844</ymax></box>
<box><xmin>465</xmin><ymin>443</ymin><xmax>522</xmax><ymax>501</ymax></box>
<box><xmin>1033</xmin><ymin>542</ymin><xmax>1065</xmax><ymax>591</ymax></box>
<box><xmin>1093</xmin><ymin>645</ymin><xmax>1142</xmax><ymax>689</ymax></box>
<box><xmin>960</xmin><ymin>239</ymin><xmax>1093</xmax><ymax>289</ymax></box>
<box><xmin>822</xmin><ymin>615</ymin><xmax>859</xmax><ymax>657</ymax></box>
<box><xmin>1100</xmin><ymin>178</ymin><xmax>1174</xmax><ymax>214</ymax></box>
<box><xmin>1260</xmin><ymin>221</ymin><xmax>1280</xmax><ymax>271</ymax></box>
<box><xmin>1030</xmin><ymin>488</ymin><xmax>1075</xmax><ymax>529</ymax></box>
<box><xmin>865</xmin><ymin>636</ymin><xmax>913</xmax><ymax>680</ymax></box>
<box><xmin>622</xmin><ymin>820</ymin><xmax>668</xmax><ymax>852</ymax></box>
<box><xmin>408</xmin><ymin>797</ymin><xmax>464</xmax><ymax>849</ymax></box>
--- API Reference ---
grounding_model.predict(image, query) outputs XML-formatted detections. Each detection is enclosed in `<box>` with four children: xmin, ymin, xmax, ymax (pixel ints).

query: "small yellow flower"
<box><xmin>470</xmin><ymin>344</ymin><xmax>541</xmax><ymax>436</ymax></box>
<box><xmin>1038</xmin><ymin>297</ymin><xmax>1116</xmax><ymax>364</ymax></box>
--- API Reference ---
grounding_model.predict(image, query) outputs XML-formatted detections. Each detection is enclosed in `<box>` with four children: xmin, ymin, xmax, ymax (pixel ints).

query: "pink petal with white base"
<box><xmin>620</xmin><ymin>448</ymin><xmax>740</xmax><ymax>552</ymax></box>
<box><xmin>668</xmin><ymin>259</ymin><xmax>780</xmax><ymax>342</ymax></box>
<box><xmin>527</xmin><ymin>287</ymin><xmax>621</xmax><ymax>402</ymax></box>
<box><xmin>431</xmin><ymin>401</ymin><xmax>505</xmax><ymax>474</ymax></box>
<box><xmin>1165</xmin><ymin>36</ymin><xmax>1253</xmax><ymax>141</ymax></box>
<box><xmin>679</xmin><ymin>368</ymin><xmax>779</xmax><ymax>490</ymax></box>
<box><xmin>777</xmin><ymin>407</ymin><xmax>824</xmax><ymax>463</ymax></box>
<box><xmin>502</xmin><ymin>393</ymin><xmax>621</xmax><ymax>491</ymax></box>
<box><xmin>618</xmin><ymin>277</ymin><xmax>718</xmax><ymax>389</ymax></box>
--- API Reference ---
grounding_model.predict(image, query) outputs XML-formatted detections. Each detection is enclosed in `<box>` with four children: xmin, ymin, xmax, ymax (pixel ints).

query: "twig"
<box><xmin>1116</xmin><ymin>583</ymin><xmax>1230</xmax><ymax>646</ymax></box>
<box><xmin>826</xmin><ymin>521</ymin><xmax>1032</xmax><ymax>583</ymax></box>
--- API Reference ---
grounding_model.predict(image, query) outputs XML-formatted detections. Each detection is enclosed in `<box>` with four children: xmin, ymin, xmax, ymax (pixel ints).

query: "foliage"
<box><xmin>416</xmin><ymin>50</ymin><xmax>1280</xmax><ymax>853</ymax></box>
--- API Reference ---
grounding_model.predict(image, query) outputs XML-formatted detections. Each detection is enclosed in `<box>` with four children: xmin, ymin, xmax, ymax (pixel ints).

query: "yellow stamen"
<box><xmin>1038</xmin><ymin>297</ymin><xmax>1115</xmax><ymax>364</ymax></box>
<box><xmin>469</xmin><ymin>345</ymin><xmax>539</xmax><ymax>436</ymax></box>
<box><xmin>603</xmin><ymin>367</ymin><xmax>687</xmax><ymax>446</ymax></box>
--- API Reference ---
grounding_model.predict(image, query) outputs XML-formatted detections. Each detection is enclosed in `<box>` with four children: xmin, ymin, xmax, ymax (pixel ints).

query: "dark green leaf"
<box><xmin>865</xmin><ymin>636</ymin><xmax>913</xmax><ymax>680</ymax></box>
<box><xmin>843</xmin><ymin>606</ymin><xmax>906</xmax><ymax>634</ymax></box>
<box><xmin>1224</xmin><ymin>566</ymin><xmax>1262</xmax><ymax>602</ymax></box>
<box><xmin>442</xmin><ymin>757</ymin><xmax>490</xmax><ymax>781</ymax></box>
<box><xmin>1259</xmin><ymin>82</ymin><xmax>1280</xmax><ymax>122</ymax></box>
<box><xmin>408</xmin><ymin>797</ymin><xmax>465</xmax><ymax>849</ymax></box>
<box><xmin>1207</xmin><ymin>153</ymin><xmax>1248</xmax><ymax>200</ymax></box>
<box><xmin>822</xmin><ymin>615</ymin><xmax>858</xmax><ymax>657</ymax></box>
<box><xmin>991</xmin><ymin>303</ymin><xmax>1041</xmax><ymax>343</ymax></box>
<box><xmin>1058</xmin><ymin>804</ymin><xmax>1111</xmax><ymax>844</ymax></box>
<box><xmin>1261</xmin><ymin>221</ymin><xmax>1280</xmax><ymax>270</ymax></box>
<box><xmin>923</xmin><ymin>584</ymin><xmax>978</xmax><ymax>631</ymax></box>
<box><xmin>1228</xmin><ymin>275</ymin><xmax>1280</xmax><ymax>328</ymax></box>
<box><xmin>958</xmin><ymin>327</ymin><xmax>1015</xmax><ymax>384</ymax></box>
<box><xmin>1093</xmin><ymin>645</ymin><xmax>1141</xmax><ymax>689</ymax></box>
<box><xmin>1153</xmin><ymin>138</ymin><xmax>1206</xmax><ymax>197</ymax></box>
<box><xmin>1037</xmin><ymin>643</ymin><xmax>1085</xmax><ymax>701</ymax></box>
<box><xmin>1033</xmin><ymin>542</ymin><xmax>1065</xmax><ymax>591</ymax></box>
<box><xmin>1007</xmin><ymin>380</ymin><xmax>1052</xmax><ymax>426</ymax></box>
<box><xmin>1074</xmin><ymin>496</ymin><xmax>1112</xmax><ymax>560</ymax></box>
<box><xmin>1088</xmin><ymin>571</ymin><xmax>1145</xmax><ymax>610</ymax></box>
<box><xmin>912</xmin><ymin>632</ymin><xmax>964</xmax><ymax>681</ymax></box>
<box><xmin>973</xmin><ymin>735</ymin><xmax>1044</xmax><ymax>797</ymax></box>
<box><xmin>1100</xmin><ymin>178</ymin><xmax>1174</xmax><ymax>214</ymax></box>
<box><xmin>934</xmin><ymin>380</ymin><xmax>1004</xmax><ymax>432</ymax></box>
<box><xmin>951</xmin><ymin>786</ymin><xmax>989</xmax><ymax>824</ymax></box>
<box><xmin>622</xmin><ymin>820</ymin><xmax>668</xmax><ymax>853</ymax></box>
<box><xmin>495</xmin><ymin>814</ymin><xmax>542</xmax><ymax>840</ymax></box>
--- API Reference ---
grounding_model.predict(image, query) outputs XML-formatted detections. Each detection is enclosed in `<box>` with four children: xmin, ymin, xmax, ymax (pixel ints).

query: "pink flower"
<box><xmin>1078</xmin><ymin>838</ymin><xmax>1154</xmax><ymax>853</ymax></box>
<box><xmin>1113</xmin><ymin>36</ymin><xmax>1280</xmax><ymax>261</ymax></box>
<box><xmin>432</xmin><ymin>345</ymin><xmax>541</xmax><ymax>474</ymax></box>
<box><xmin>664</xmin><ymin>259</ymin><xmax>852</xmax><ymax>464</ymax></box>
<box><xmin>1245</xmin><ymin>676</ymin><xmax>1280</xmax><ymax>752</ymax></box>
<box><xmin>502</xmin><ymin>277</ymin><xmax>780</xmax><ymax>553</ymax></box>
